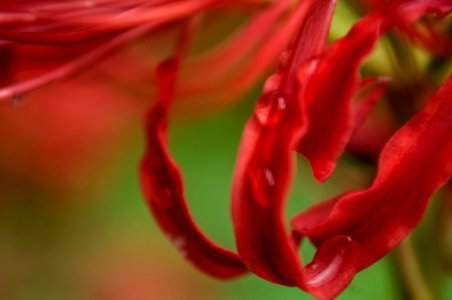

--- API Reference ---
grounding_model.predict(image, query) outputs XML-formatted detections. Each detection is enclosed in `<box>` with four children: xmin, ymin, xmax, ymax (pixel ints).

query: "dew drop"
<box><xmin>152</xmin><ymin>185</ymin><xmax>175</xmax><ymax>209</ymax></box>
<box><xmin>264</xmin><ymin>168</ymin><xmax>275</xmax><ymax>187</ymax></box>
<box><xmin>254</xmin><ymin>91</ymin><xmax>287</xmax><ymax>126</ymax></box>
<box><xmin>298</xmin><ymin>58</ymin><xmax>320</xmax><ymax>80</ymax></box>
<box><xmin>168</xmin><ymin>235</ymin><xmax>188</xmax><ymax>258</ymax></box>
<box><xmin>247</xmin><ymin>166</ymin><xmax>276</xmax><ymax>208</ymax></box>
<box><xmin>263</xmin><ymin>74</ymin><xmax>281</xmax><ymax>93</ymax></box>
<box><xmin>311</xmin><ymin>263</ymin><xmax>319</xmax><ymax>270</ymax></box>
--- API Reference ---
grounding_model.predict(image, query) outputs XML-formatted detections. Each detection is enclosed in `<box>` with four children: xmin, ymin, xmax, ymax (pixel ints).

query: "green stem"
<box><xmin>438</xmin><ymin>187</ymin><xmax>452</xmax><ymax>273</ymax></box>
<box><xmin>393</xmin><ymin>238</ymin><xmax>433</xmax><ymax>300</ymax></box>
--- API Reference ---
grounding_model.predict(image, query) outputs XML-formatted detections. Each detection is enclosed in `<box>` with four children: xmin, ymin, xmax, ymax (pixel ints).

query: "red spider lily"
<box><xmin>140</xmin><ymin>0</ymin><xmax>451</xmax><ymax>299</ymax></box>
<box><xmin>1</xmin><ymin>0</ymin><xmax>451</xmax><ymax>299</ymax></box>
<box><xmin>140</xmin><ymin>57</ymin><xmax>248</xmax><ymax>279</ymax></box>
<box><xmin>139</xmin><ymin>0</ymin><xmax>325</xmax><ymax>281</ymax></box>
<box><xmin>231</xmin><ymin>1</ymin><xmax>451</xmax><ymax>298</ymax></box>
<box><xmin>0</xmin><ymin>0</ymin><xmax>297</xmax><ymax>273</ymax></box>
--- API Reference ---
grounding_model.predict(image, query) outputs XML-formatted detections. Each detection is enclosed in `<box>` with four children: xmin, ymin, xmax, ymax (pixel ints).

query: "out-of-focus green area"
<box><xmin>0</xmin><ymin>93</ymin><xmax>402</xmax><ymax>300</ymax></box>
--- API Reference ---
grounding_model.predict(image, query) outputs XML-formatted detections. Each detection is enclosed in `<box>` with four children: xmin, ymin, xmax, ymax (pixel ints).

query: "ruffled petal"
<box><xmin>296</xmin><ymin>0</ymin><xmax>451</xmax><ymax>182</ymax></box>
<box><xmin>140</xmin><ymin>58</ymin><xmax>247</xmax><ymax>279</ymax></box>
<box><xmin>232</xmin><ymin>1</ymin><xmax>450</xmax><ymax>298</ymax></box>
<box><xmin>293</xmin><ymin>75</ymin><xmax>452</xmax><ymax>272</ymax></box>
<box><xmin>232</xmin><ymin>1</ymin><xmax>353</xmax><ymax>298</ymax></box>
<box><xmin>296</xmin><ymin>13</ymin><xmax>387</xmax><ymax>182</ymax></box>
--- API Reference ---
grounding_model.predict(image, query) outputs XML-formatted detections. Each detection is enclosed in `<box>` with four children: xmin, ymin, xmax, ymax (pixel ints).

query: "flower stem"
<box><xmin>393</xmin><ymin>237</ymin><xmax>434</xmax><ymax>300</ymax></box>
<box><xmin>438</xmin><ymin>186</ymin><xmax>452</xmax><ymax>273</ymax></box>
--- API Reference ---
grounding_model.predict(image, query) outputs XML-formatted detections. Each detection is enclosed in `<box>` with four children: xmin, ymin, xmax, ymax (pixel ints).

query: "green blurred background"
<box><xmin>0</xmin><ymin>93</ymin><xmax>449</xmax><ymax>299</ymax></box>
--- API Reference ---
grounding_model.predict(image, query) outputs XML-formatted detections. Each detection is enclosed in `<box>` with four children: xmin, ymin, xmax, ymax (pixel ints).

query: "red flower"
<box><xmin>140</xmin><ymin>0</ymin><xmax>330</xmax><ymax>282</ymax></box>
<box><xmin>140</xmin><ymin>0</ymin><xmax>451</xmax><ymax>299</ymax></box>
<box><xmin>231</xmin><ymin>1</ymin><xmax>451</xmax><ymax>298</ymax></box>
<box><xmin>1</xmin><ymin>0</ymin><xmax>451</xmax><ymax>299</ymax></box>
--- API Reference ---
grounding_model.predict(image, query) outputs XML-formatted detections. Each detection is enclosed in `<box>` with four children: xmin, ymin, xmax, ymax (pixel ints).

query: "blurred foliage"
<box><xmin>0</xmin><ymin>91</ymin><xmax>402</xmax><ymax>300</ymax></box>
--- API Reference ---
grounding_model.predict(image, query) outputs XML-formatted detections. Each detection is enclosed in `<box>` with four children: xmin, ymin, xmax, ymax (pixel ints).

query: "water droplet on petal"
<box><xmin>248</xmin><ymin>166</ymin><xmax>276</xmax><ymax>208</ymax></box>
<box><xmin>297</xmin><ymin>58</ymin><xmax>320</xmax><ymax>81</ymax></box>
<box><xmin>263</xmin><ymin>74</ymin><xmax>281</xmax><ymax>93</ymax></box>
<box><xmin>255</xmin><ymin>91</ymin><xmax>287</xmax><ymax>126</ymax></box>
<box><xmin>264</xmin><ymin>168</ymin><xmax>275</xmax><ymax>187</ymax></box>
<box><xmin>168</xmin><ymin>235</ymin><xmax>188</xmax><ymax>258</ymax></box>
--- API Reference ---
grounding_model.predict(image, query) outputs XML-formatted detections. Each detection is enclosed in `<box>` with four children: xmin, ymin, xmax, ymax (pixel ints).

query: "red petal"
<box><xmin>297</xmin><ymin>0</ymin><xmax>451</xmax><ymax>182</ymax></box>
<box><xmin>410</xmin><ymin>22</ymin><xmax>452</xmax><ymax>56</ymax></box>
<box><xmin>232</xmin><ymin>1</ymin><xmax>355</xmax><ymax>298</ymax></box>
<box><xmin>353</xmin><ymin>77</ymin><xmax>391</xmax><ymax>128</ymax></box>
<box><xmin>176</xmin><ymin>0</ymin><xmax>312</xmax><ymax>111</ymax></box>
<box><xmin>296</xmin><ymin>14</ymin><xmax>386</xmax><ymax>182</ymax></box>
<box><xmin>140</xmin><ymin>58</ymin><xmax>247</xmax><ymax>279</ymax></box>
<box><xmin>232</xmin><ymin>1</ymin><xmax>450</xmax><ymax>298</ymax></box>
<box><xmin>183</xmin><ymin>0</ymin><xmax>290</xmax><ymax>82</ymax></box>
<box><xmin>293</xmin><ymin>75</ymin><xmax>452</xmax><ymax>272</ymax></box>
<box><xmin>306</xmin><ymin>235</ymin><xmax>360</xmax><ymax>299</ymax></box>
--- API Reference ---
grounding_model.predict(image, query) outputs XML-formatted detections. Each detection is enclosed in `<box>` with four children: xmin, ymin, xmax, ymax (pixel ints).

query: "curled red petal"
<box><xmin>291</xmin><ymin>195</ymin><xmax>341</xmax><ymax>239</ymax></box>
<box><xmin>297</xmin><ymin>0</ymin><xmax>451</xmax><ymax>182</ymax></box>
<box><xmin>296</xmin><ymin>13</ymin><xmax>386</xmax><ymax>182</ymax></box>
<box><xmin>233</xmin><ymin>1</ymin><xmax>449</xmax><ymax>298</ymax></box>
<box><xmin>306</xmin><ymin>235</ymin><xmax>360</xmax><ymax>299</ymax></box>
<box><xmin>140</xmin><ymin>58</ymin><xmax>247</xmax><ymax>279</ymax></box>
<box><xmin>293</xmin><ymin>75</ymin><xmax>452</xmax><ymax>272</ymax></box>
<box><xmin>232</xmin><ymin>1</ymin><xmax>359</xmax><ymax>298</ymax></box>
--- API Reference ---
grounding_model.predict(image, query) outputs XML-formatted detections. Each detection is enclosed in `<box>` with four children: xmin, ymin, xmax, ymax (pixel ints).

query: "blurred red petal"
<box><xmin>175</xmin><ymin>0</ymin><xmax>310</xmax><ymax>113</ymax></box>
